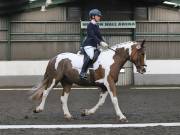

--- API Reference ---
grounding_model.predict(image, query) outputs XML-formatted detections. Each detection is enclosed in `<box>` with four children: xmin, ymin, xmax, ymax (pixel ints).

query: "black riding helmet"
<box><xmin>89</xmin><ymin>9</ymin><xmax>102</xmax><ymax>18</ymax></box>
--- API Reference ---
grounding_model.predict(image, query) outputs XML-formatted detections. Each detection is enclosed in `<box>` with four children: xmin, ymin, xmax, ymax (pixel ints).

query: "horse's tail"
<box><xmin>29</xmin><ymin>70</ymin><xmax>49</xmax><ymax>100</ymax></box>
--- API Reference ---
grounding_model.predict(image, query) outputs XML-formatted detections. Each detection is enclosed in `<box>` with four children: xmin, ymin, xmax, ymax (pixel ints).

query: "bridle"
<box><xmin>130</xmin><ymin>47</ymin><xmax>147</xmax><ymax>67</ymax></box>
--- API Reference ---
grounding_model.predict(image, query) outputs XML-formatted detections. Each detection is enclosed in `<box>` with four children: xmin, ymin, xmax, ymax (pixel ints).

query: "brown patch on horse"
<box><xmin>89</xmin><ymin>65</ymin><xmax>105</xmax><ymax>83</ymax></box>
<box><xmin>94</xmin><ymin>65</ymin><xmax>105</xmax><ymax>81</ymax></box>
<box><xmin>109</xmin><ymin>48</ymin><xmax>129</xmax><ymax>82</ymax></box>
<box><xmin>107</xmin><ymin>75</ymin><xmax>117</xmax><ymax>96</ymax></box>
<box><xmin>130</xmin><ymin>45</ymin><xmax>139</xmax><ymax>62</ymax></box>
<box><xmin>107</xmin><ymin>48</ymin><xmax>130</xmax><ymax>96</ymax></box>
<box><xmin>62</xmin><ymin>59</ymin><xmax>80</xmax><ymax>82</ymax></box>
<box><xmin>41</xmin><ymin>56</ymin><xmax>62</xmax><ymax>89</ymax></box>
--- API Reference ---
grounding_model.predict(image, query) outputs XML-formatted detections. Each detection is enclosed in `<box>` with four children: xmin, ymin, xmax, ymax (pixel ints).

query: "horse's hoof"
<box><xmin>33</xmin><ymin>108</ymin><xmax>42</xmax><ymax>113</ymax></box>
<box><xmin>64</xmin><ymin>114</ymin><xmax>73</xmax><ymax>120</ymax></box>
<box><xmin>81</xmin><ymin>109</ymin><xmax>88</xmax><ymax>116</ymax></box>
<box><xmin>33</xmin><ymin>109</ymin><xmax>39</xmax><ymax>113</ymax></box>
<box><xmin>119</xmin><ymin>118</ymin><xmax>128</xmax><ymax>123</ymax></box>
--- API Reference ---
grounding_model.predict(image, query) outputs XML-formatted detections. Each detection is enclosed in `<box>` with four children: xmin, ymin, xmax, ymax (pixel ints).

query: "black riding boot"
<box><xmin>89</xmin><ymin>49</ymin><xmax>100</xmax><ymax>68</ymax></box>
<box><xmin>80</xmin><ymin>57</ymin><xmax>92</xmax><ymax>80</ymax></box>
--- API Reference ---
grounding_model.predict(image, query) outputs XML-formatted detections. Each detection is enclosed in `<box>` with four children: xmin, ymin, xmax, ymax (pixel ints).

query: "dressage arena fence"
<box><xmin>0</xmin><ymin>60</ymin><xmax>133</xmax><ymax>87</ymax></box>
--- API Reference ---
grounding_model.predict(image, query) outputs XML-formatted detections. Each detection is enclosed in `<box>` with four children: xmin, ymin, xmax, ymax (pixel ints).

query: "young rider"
<box><xmin>80</xmin><ymin>9</ymin><xmax>109</xmax><ymax>80</ymax></box>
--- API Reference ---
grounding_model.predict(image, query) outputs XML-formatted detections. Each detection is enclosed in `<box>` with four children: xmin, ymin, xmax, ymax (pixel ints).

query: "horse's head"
<box><xmin>130</xmin><ymin>40</ymin><xmax>146</xmax><ymax>74</ymax></box>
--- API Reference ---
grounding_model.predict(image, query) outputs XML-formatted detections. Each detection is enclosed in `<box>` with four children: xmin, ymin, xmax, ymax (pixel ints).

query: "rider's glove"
<box><xmin>100</xmin><ymin>41</ymin><xmax>108</xmax><ymax>48</ymax></box>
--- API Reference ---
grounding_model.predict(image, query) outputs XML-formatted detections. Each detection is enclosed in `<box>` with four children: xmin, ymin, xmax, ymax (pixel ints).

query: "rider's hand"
<box><xmin>100</xmin><ymin>41</ymin><xmax>108</xmax><ymax>48</ymax></box>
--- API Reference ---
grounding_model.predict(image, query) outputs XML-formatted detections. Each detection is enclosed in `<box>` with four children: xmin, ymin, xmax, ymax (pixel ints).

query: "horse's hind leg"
<box><xmin>60</xmin><ymin>81</ymin><xmax>73</xmax><ymax>119</ymax></box>
<box><xmin>34</xmin><ymin>78</ymin><xmax>56</xmax><ymax>113</ymax></box>
<box><xmin>81</xmin><ymin>87</ymin><xmax>108</xmax><ymax>116</ymax></box>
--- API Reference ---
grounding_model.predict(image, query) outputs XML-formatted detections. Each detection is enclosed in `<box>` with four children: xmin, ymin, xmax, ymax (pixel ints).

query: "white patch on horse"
<box><xmin>112</xmin><ymin>96</ymin><xmax>126</xmax><ymax>119</ymax></box>
<box><xmin>54</xmin><ymin>50</ymin><xmax>115</xmax><ymax>75</ymax></box>
<box><xmin>55</xmin><ymin>53</ymin><xmax>84</xmax><ymax>73</ymax></box>
<box><xmin>93</xmin><ymin>50</ymin><xmax>115</xmax><ymax>70</ymax></box>
<box><xmin>61</xmin><ymin>92</ymin><xmax>72</xmax><ymax>118</ymax></box>
<box><xmin>111</xmin><ymin>41</ymin><xmax>136</xmax><ymax>56</ymax></box>
<box><xmin>95</xmin><ymin>78</ymin><xmax>104</xmax><ymax>83</ymax></box>
<box><xmin>86</xmin><ymin>91</ymin><xmax>108</xmax><ymax>115</ymax></box>
<box><xmin>105</xmin><ymin>83</ymin><xmax>126</xmax><ymax>120</ymax></box>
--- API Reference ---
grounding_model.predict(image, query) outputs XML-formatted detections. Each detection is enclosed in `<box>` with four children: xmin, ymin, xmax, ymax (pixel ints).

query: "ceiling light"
<box><xmin>163</xmin><ymin>1</ymin><xmax>179</xmax><ymax>7</ymax></box>
<box><xmin>46</xmin><ymin>0</ymin><xmax>52</xmax><ymax>6</ymax></box>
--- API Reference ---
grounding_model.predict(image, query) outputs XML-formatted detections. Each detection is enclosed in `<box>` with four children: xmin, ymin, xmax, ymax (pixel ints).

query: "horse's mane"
<box><xmin>101</xmin><ymin>41</ymin><xmax>136</xmax><ymax>53</ymax></box>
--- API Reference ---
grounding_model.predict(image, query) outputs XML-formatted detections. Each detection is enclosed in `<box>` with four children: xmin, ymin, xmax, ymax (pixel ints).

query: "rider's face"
<box><xmin>94</xmin><ymin>15</ymin><xmax>101</xmax><ymax>22</ymax></box>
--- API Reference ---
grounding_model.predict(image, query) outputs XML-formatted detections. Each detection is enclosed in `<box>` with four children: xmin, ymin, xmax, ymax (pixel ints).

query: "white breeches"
<box><xmin>84</xmin><ymin>46</ymin><xmax>96</xmax><ymax>60</ymax></box>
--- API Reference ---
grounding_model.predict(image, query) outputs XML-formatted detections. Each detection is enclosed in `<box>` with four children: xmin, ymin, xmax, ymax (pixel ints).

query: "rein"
<box><xmin>107</xmin><ymin>47</ymin><xmax>117</xmax><ymax>53</ymax></box>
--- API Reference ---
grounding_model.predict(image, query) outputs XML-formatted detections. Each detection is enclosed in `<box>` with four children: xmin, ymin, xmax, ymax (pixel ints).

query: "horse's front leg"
<box><xmin>60</xmin><ymin>82</ymin><xmax>73</xmax><ymax>119</ymax></box>
<box><xmin>81</xmin><ymin>90</ymin><xmax>108</xmax><ymax>116</ymax></box>
<box><xmin>104</xmin><ymin>75</ymin><xmax>128</xmax><ymax>122</ymax></box>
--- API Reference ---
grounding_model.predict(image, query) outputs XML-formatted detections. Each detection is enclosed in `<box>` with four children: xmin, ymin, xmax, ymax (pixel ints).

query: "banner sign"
<box><xmin>81</xmin><ymin>21</ymin><xmax>136</xmax><ymax>29</ymax></box>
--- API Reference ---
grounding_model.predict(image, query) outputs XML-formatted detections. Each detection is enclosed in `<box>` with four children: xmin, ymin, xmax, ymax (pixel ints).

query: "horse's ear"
<box><xmin>141</xmin><ymin>40</ymin><xmax>146</xmax><ymax>48</ymax></box>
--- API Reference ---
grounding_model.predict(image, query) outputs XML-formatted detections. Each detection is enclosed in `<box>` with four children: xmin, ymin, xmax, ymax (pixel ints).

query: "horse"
<box><xmin>30</xmin><ymin>40</ymin><xmax>146</xmax><ymax>122</ymax></box>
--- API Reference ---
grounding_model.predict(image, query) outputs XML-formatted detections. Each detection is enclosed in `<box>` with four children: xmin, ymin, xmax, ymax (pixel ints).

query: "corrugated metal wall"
<box><xmin>1</xmin><ymin>6</ymin><xmax>80</xmax><ymax>60</ymax></box>
<box><xmin>1</xmin><ymin>5</ymin><xmax>134</xmax><ymax>60</ymax></box>
<box><xmin>136</xmin><ymin>6</ymin><xmax>180</xmax><ymax>59</ymax></box>
<box><xmin>0</xmin><ymin>17</ymin><xmax>7</xmax><ymax>60</ymax></box>
<box><xmin>149</xmin><ymin>6</ymin><xmax>180</xmax><ymax>21</ymax></box>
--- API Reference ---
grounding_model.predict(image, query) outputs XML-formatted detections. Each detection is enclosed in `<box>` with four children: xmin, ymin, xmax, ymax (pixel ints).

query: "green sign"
<box><xmin>81</xmin><ymin>21</ymin><xmax>136</xmax><ymax>29</ymax></box>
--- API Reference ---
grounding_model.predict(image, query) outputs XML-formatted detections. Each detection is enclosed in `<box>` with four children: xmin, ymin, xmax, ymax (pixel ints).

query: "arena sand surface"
<box><xmin>0</xmin><ymin>86</ymin><xmax>180</xmax><ymax>135</ymax></box>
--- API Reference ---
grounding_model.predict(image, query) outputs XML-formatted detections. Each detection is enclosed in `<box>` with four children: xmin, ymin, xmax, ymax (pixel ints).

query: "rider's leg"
<box><xmin>92</xmin><ymin>49</ymin><xmax>101</xmax><ymax>63</ymax></box>
<box><xmin>80</xmin><ymin>46</ymin><xmax>94</xmax><ymax>79</ymax></box>
<box><xmin>84</xmin><ymin>46</ymin><xmax>95</xmax><ymax>60</ymax></box>
<box><xmin>80</xmin><ymin>56</ymin><xmax>92</xmax><ymax>79</ymax></box>
<box><xmin>89</xmin><ymin>49</ymin><xmax>100</xmax><ymax>68</ymax></box>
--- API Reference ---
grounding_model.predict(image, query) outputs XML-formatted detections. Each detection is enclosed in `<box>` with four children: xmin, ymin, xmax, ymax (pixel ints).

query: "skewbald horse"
<box><xmin>30</xmin><ymin>40</ymin><xmax>146</xmax><ymax>122</ymax></box>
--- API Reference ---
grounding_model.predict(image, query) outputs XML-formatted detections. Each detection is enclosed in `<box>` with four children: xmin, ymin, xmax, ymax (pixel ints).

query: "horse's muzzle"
<box><xmin>137</xmin><ymin>66</ymin><xmax>146</xmax><ymax>74</ymax></box>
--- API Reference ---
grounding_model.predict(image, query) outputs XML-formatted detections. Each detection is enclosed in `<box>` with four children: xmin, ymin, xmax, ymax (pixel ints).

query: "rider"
<box><xmin>80</xmin><ymin>9</ymin><xmax>109</xmax><ymax>80</ymax></box>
